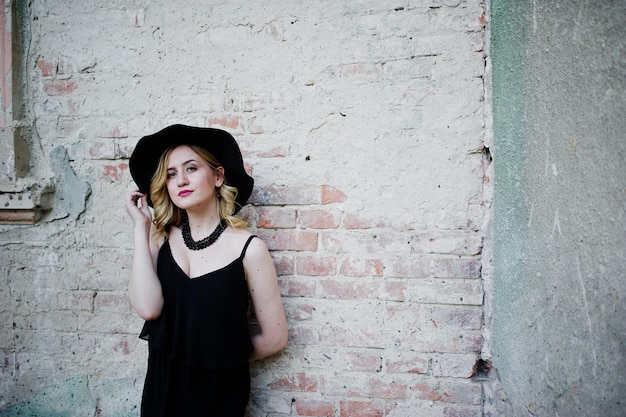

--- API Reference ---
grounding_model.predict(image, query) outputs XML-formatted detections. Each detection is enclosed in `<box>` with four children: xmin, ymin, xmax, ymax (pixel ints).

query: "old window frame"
<box><xmin>0</xmin><ymin>0</ymin><xmax>53</xmax><ymax>224</ymax></box>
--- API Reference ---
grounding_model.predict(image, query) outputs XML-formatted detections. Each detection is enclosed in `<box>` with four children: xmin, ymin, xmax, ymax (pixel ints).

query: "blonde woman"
<box><xmin>126</xmin><ymin>124</ymin><xmax>287</xmax><ymax>417</ymax></box>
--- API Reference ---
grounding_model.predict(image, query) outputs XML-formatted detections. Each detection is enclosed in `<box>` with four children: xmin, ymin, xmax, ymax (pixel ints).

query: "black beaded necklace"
<box><xmin>181</xmin><ymin>220</ymin><xmax>227</xmax><ymax>251</ymax></box>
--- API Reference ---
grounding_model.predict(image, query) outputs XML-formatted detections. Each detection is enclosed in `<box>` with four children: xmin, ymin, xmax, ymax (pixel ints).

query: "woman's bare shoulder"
<box><xmin>229</xmin><ymin>225</ymin><xmax>254</xmax><ymax>239</ymax></box>
<box><xmin>224</xmin><ymin>226</ymin><xmax>265</xmax><ymax>253</ymax></box>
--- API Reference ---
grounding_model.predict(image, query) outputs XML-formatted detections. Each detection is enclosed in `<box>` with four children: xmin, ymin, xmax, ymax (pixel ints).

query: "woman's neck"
<box><xmin>185</xmin><ymin>208</ymin><xmax>222</xmax><ymax>236</ymax></box>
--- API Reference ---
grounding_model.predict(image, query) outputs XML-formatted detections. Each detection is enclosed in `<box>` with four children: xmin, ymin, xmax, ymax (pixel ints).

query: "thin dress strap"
<box><xmin>239</xmin><ymin>235</ymin><xmax>257</xmax><ymax>260</ymax></box>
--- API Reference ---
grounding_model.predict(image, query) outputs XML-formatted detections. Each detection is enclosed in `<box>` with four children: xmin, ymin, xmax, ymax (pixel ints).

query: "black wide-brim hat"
<box><xmin>129</xmin><ymin>124</ymin><xmax>253</xmax><ymax>213</ymax></box>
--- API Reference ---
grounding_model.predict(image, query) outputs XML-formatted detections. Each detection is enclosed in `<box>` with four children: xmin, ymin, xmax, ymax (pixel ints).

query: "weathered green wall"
<box><xmin>492</xmin><ymin>0</ymin><xmax>626</xmax><ymax>415</ymax></box>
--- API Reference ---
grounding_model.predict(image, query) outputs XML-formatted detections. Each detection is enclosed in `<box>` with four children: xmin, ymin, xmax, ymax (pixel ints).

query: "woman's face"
<box><xmin>165</xmin><ymin>145</ymin><xmax>224</xmax><ymax>211</ymax></box>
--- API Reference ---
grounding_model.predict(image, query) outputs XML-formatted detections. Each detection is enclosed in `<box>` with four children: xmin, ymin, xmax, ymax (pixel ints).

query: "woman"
<box><xmin>125</xmin><ymin>124</ymin><xmax>288</xmax><ymax>416</ymax></box>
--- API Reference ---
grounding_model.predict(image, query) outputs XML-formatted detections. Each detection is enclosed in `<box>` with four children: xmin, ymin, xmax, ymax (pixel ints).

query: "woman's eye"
<box><xmin>186</xmin><ymin>166</ymin><xmax>197</xmax><ymax>172</ymax></box>
<box><xmin>167</xmin><ymin>172</ymin><xmax>176</xmax><ymax>178</ymax></box>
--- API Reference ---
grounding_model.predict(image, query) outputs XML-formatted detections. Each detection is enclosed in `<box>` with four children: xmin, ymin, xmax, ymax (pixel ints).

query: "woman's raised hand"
<box><xmin>126</xmin><ymin>186</ymin><xmax>152</xmax><ymax>226</ymax></box>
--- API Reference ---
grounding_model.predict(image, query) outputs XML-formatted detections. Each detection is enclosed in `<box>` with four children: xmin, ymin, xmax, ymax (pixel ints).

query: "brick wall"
<box><xmin>0</xmin><ymin>1</ymin><xmax>491</xmax><ymax>416</ymax></box>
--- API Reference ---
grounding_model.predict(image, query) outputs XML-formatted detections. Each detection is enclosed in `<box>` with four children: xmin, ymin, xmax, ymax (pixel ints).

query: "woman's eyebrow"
<box><xmin>167</xmin><ymin>159</ymin><xmax>197</xmax><ymax>170</ymax></box>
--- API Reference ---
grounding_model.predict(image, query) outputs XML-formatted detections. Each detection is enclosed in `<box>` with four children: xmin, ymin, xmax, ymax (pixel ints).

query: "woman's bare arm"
<box><xmin>244</xmin><ymin>237</ymin><xmax>288</xmax><ymax>360</ymax></box>
<box><xmin>126</xmin><ymin>188</ymin><xmax>164</xmax><ymax>320</ymax></box>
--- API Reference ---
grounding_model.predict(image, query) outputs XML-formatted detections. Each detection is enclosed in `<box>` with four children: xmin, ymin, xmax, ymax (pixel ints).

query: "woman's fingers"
<box><xmin>126</xmin><ymin>188</ymin><xmax>151</xmax><ymax>223</ymax></box>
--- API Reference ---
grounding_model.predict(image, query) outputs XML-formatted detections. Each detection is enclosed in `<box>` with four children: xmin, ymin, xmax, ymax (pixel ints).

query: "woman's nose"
<box><xmin>177</xmin><ymin>173</ymin><xmax>188</xmax><ymax>186</ymax></box>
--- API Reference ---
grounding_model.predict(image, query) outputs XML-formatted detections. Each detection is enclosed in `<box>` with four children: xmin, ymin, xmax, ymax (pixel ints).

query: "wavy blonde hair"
<box><xmin>150</xmin><ymin>144</ymin><xmax>248</xmax><ymax>237</ymax></box>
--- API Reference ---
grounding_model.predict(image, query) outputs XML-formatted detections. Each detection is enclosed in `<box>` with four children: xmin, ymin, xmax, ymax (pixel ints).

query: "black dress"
<box><xmin>139</xmin><ymin>236</ymin><xmax>256</xmax><ymax>417</ymax></box>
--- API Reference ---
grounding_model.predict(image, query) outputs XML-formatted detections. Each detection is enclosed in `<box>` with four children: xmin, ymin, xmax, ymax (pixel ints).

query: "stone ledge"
<box><xmin>1</xmin><ymin>121</ymin><xmax>56</xmax><ymax>225</ymax></box>
<box><xmin>0</xmin><ymin>182</ymin><xmax>54</xmax><ymax>225</ymax></box>
<box><xmin>0</xmin><ymin>189</ymin><xmax>37</xmax><ymax>224</ymax></box>
<box><xmin>0</xmin><ymin>208</ymin><xmax>37</xmax><ymax>224</ymax></box>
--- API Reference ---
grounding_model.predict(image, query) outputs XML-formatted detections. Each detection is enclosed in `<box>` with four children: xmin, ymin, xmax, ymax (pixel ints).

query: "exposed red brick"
<box><xmin>322</xmin><ymin>374</ymin><xmax>407</xmax><ymax>399</ymax></box>
<box><xmin>317</xmin><ymin>278</ymin><xmax>398</xmax><ymax>301</ymax></box>
<box><xmin>289</xmin><ymin>302</ymin><xmax>315</xmax><ymax>321</ymax></box>
<box><xmin>345</xmin><ymin>350</ymin><xmax>382</xmax><ymax>372</ymax></box>
<box><xmin>298</xmin><ymin>208</ymin><xmax>341</xmax><ymax>229</ymax></box>
<box><xmin>44</xmin><ymin>78</ymin><xmax>78</xmax><ymax>96</ymax></box>
<box><xmin>386</xmin><ymin>353</ymin><xmax>429</xmax><ymax>374</ymax></box>
<box><xmin>208</xmin><ymin>115</ymin><xmax>242</xmax><ymax>131</ymax></box>
<box><xmin>343</xmin><ymin>212</ymin><xmax>385</xmax><ymax>229</ymax></box>
<box><xmin>322</xmin><ymin>185</ymin><xmax>347</xmax><ymax>204</ymax></box>
<box><xmin>478</xmin><ymin>11</ymin><xmax>486</xmax><ymax>28</ymax></box>
<box><xmin>432</xmin><ymin>354</ymin><xmax>477</xmax><ymax>378</ymax></box>
<box><xmin>339</xmin><ymin>400</ymin><xmax>383</xmax><ymax>417</ymax></box>
<box><xmin>267</xmin><ymin>372</ymin><xmax>318</xmax><ymax>392</ymax></box>
<box><xmin>412</xmin><ymin>379</ymin><xmax>482</xmax><ymax>405</ymax></box>
<box><xmin>37</xmin><ymin>58</ymin><xmax>56</xmax><ymax>77</ymax></box>
<box><xmin>384</xmin><ymin>257</ymin><xmax>431</xmax><ymax>279</ymax></box>
<box><xmin>272</xmin><ymin>254</ymin><xmax>295</xmax><ymax>276</ymax></box>
<box><xmin>257</xmin><ymin>230</ymin><xmax>318</xmax><ymax>251</ymax></box>
<box><xmin>340</xmin><ymin>257</ymin><xmax>383</xmax><ymax>277</ymax></box>
<box><xmin>256</xmin><ymin>146</ymin><xmax>288</xmax><ymax>157</ymax></box>
<box><xmin>103</xmin><ymin>163</ymin><xmax>128</xmax><ymax>182</ymax></box>
<box><xmin>295</xmin><ymin>398</ymin><xmax>334</xmax><ymax>416</ymax></box>
<box><xmin>278</xmin><ymin>277</ymin><xmax>315</xmax><ymax>297</ymax></box>
<box><xmin>319</xmin><ymin>325</ymin><xmax>398</xmax><ymax>350</ymax></box>
<box><xmin>386</xmin><ymin>303</ymin><xmax>422</xmax><ymax>325</ymax></box>
<box><xmin>257</xmin><ymin>207</ymin><xmax>297</xmax><ymax>229</ymax></box>
<box><xmin>382</xmin><ymin>280</ymin><xmax>408</xmax><ymax>302</ymax></box>
<box><xmin>297</xmin><ymin>255</ymin><xmax>337</xmax><ymax>276</ymax></box>
<box><xmin>318</xmin><ymin>279</ymin><xmax>360</xmax><ymax>299</ymax></box>
<box><xmin>434</xmin><ymin>258</ymin><xmax>482</xmax><ymax>278</ymax></box>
